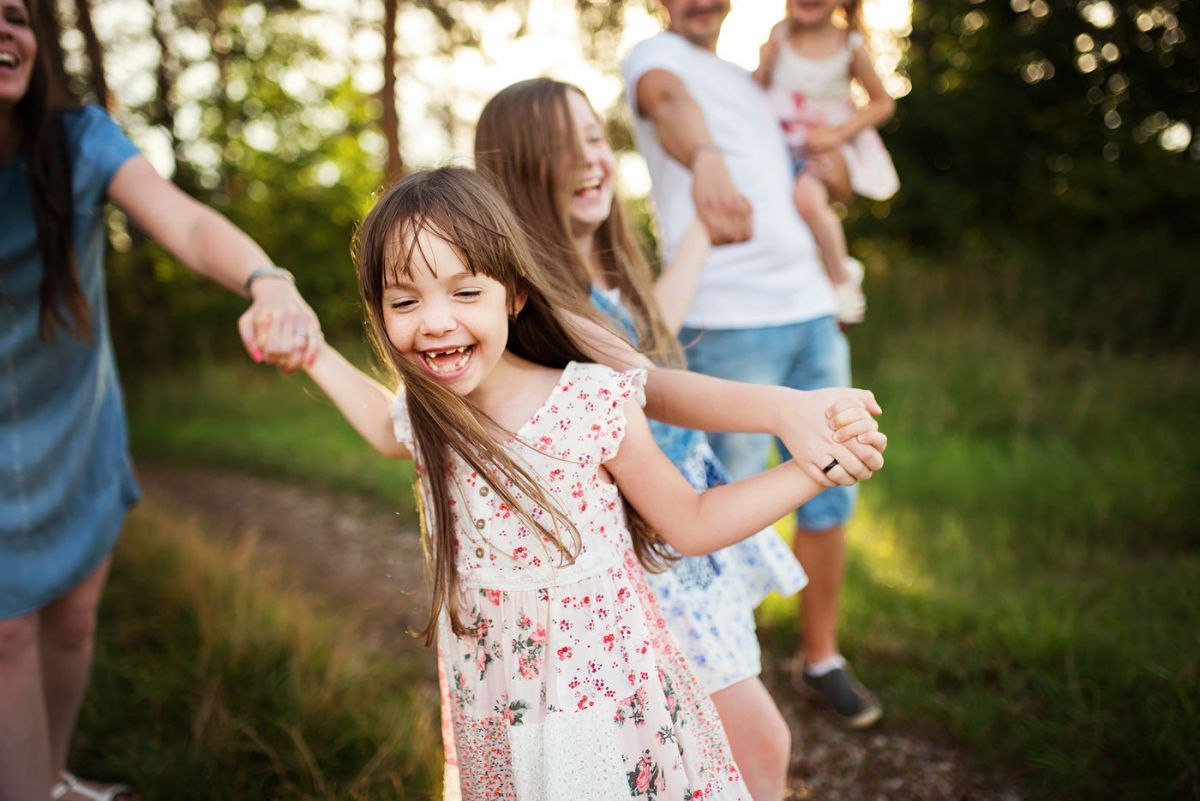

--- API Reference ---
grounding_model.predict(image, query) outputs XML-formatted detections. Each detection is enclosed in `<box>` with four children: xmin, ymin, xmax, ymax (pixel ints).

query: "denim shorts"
<box><xmin>679</xmin><ymin>315</ymin><xmax>857</xmax><ymax>531</ymax></box>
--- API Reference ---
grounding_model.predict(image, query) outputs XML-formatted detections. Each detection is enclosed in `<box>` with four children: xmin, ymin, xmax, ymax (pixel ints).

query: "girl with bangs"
<box><xmin>473</xmin><ymin>78</ymin><xmax>885</xmax><ymax>799</ymax></box>
<box><xmin>259</xmin><ymin>166</ymin><xmax>885</xmax><ymax>799</ymax></box>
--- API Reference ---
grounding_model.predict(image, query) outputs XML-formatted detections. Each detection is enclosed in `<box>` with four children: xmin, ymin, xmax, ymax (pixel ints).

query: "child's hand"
<box><xmin>804</xmin><ymin>125</ymin><xmax>845</xmax><ymax>154</ymax></box>
<box><xmin>775</xmin><ymin>387</ymin><xmax>883</xmax><ymax>486</ymax></box>
<box><xmin>252</xmin><ymin>311</ymin><xmax>322</xmax><ymax>373</ymax></box>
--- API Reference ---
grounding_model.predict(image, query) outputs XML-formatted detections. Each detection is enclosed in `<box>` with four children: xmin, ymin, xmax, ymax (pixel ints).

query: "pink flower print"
<box><xmin>531</xmin><ymin>626</ymin><xmax>547</xmax><ymax>645</ymax></box>
<box><xmin>539</xmin><ymin>435</ymin><xmax>553</xmax><ymax>448</ymax></box>
<box><xmin>557</xmin><ymin>646</ymin><xmax>573</xmax><ymax>661</ymax></box>
<box><xmin>484</xmin><ymin>589</ymin><xmax>502</xmax><ymax>606</ymax></box>
<box><xmin>518</xmin><ymin>613</ymin><xmax>532</xmax><ymax>630</ymax></box>
<box><xmin>636</xmin><ymin>763</ymin><xmax>651</xmax><ymax>794</ymax></box>
<box><xmin>549</xmin><ymin>468</ymin><xmax>565</xmax><ymax>481</ymax></box>
<box><xmin>518</xmin><ymin>656</ymin><xmax>538</xmax><ymax>680</ymax></box>
<box><xmin>513</xmin><ymin>546</ymin><xmax>528</xmax><ymax>561</ymax></box>
<box><xmin>617</xmin><ymin>587</ymin><xmax>630</xmax><ymax>603</ymax></box>
<box><xmin>602</xmin><ymin>633</ymin><xmax>615</xmax><ymax>652</ymax></box>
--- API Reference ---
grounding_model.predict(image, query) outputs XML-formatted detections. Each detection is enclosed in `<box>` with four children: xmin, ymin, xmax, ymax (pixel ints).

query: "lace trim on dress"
<box><xmin>390</xmin><ymin>384</ymin><xmax>413</xmax><ymax>448</ymax></box>
<box><xmin>509</xmin><ymin>701</ymin><xmax>629</xmax><ymax>800</ymax></box>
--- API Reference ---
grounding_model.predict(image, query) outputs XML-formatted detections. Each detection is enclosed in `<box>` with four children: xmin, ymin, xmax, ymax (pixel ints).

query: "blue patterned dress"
<box><xmin>589</xmin><ymin>288</ymin><xmax>807</xmax><ymax>691</ymax></box>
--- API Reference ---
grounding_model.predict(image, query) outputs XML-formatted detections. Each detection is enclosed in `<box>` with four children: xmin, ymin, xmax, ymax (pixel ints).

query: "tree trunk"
<box><xmin>72</xmin><ymin>0</ymin><xmax>110</xmax><ymax>108</ymax></box>
<box><xmin>381</xmin><ymin>0</ymin><xmax>404</xmax><ymax>185</ymax></box>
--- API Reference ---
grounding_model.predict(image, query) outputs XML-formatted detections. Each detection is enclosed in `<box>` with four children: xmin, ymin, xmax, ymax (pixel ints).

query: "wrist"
<box><xmin>245</xmin><ymin>266</ymin><xmax>294</xmax><ymax>299</ymax></box>
<box><xmin>688</xmin><ymin>143</ymin><xmax>721</xmax><ymax>169</ymax></box>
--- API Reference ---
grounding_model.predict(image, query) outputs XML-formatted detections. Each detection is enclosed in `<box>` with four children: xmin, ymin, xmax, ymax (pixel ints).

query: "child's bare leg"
<box><xmin>793</xmin><ymin>172</ymin><xmax>850</xmax><ymax>285</ymax></box>
<box><xmin>810</xmin><ymin>150</ymin><xmax>852</xmax><ymax>204</ymax></box>
<box><xmin>710</xmin><ymin>677</ymin><xmax>790</xmax><ymax>801</ymax></box>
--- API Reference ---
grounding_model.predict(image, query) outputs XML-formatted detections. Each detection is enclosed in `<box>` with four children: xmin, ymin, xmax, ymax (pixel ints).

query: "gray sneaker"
<box><xmin>796</xmin><ymin>662</ymin><xmax>883</xmax><ymax>729</ymax></box>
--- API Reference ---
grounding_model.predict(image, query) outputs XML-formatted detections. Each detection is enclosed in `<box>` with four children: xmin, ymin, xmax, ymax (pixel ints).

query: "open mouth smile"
<box><xmin>574</xmin><ymin>177</ymin><xmax>604</xmax><ymax>198</ymax></box>
<box><xmin>420</xmin><ymin>345</ymin><xmax>474</xmax><ymax>375</ymax></box>
<box><xmin>0</xmin><ymin>52</ymin><xmax>19</xmax><ymax>69</ymax></box>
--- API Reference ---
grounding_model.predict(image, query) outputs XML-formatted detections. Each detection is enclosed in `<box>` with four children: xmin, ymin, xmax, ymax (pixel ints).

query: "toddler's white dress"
<box><xmin>769</xmin><ymin>30</ymin><xmax>900</xmax><ymax>200</ymax></box>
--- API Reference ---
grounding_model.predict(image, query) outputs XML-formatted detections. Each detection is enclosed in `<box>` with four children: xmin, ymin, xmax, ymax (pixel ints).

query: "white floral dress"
<box><xmin>392</xmin><ymin>362</ymin><xmax>749</xmax><ymax>801</ymax></box>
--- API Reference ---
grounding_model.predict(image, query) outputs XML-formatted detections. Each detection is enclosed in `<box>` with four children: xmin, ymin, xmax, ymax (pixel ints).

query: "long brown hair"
<box><xmin>354</xmin><ymin>167</ymin><xmax>675</xmax><ymax>643</ymax></box>
<box><xmin>475</xmin><ymin>78</ymin><xmax>685</xmax><ymax>368</ymax></box>
<box><xmin>18</xmin><ymin>0</ymin><xmax>90</xmax><ymax>341</ymax></box>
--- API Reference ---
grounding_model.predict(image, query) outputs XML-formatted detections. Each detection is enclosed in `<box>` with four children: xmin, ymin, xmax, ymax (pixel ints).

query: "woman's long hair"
<box><xmin>474</xmin><ymin>78</ymin><xmax>685</xmax><ymax>369</ymax></box>
<box><xmin>355</xmin><ymin>168</ymin><xmax>675</xmax><ymax>644</ymax></box>
<box><xmin>19</xmin><ymin>0</ymin><xmax>89</xmax><ymax>341</ymax></box>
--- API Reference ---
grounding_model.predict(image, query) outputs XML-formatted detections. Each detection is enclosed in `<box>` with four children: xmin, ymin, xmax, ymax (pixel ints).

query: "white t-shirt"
<box><xmin>622</xmin><ymin>32</ymin><xmax>836</xmax><ymax>329</ymax></box>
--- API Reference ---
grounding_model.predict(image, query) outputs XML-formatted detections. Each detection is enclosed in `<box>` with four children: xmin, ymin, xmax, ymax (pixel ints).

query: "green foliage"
<box><xmin>125</xmin><ymin>249</ymin><xmax>1200</xmax><ymax>798</ymax></box>
<box><xmin>854</xmin><ymin>0</ymin><xmax>1200</xmax><ymax>347</ymax></box>
<box><xmin>75</xmin><ymin>503</ymin><xmax>441</xmax><ymax>799</ymax></box>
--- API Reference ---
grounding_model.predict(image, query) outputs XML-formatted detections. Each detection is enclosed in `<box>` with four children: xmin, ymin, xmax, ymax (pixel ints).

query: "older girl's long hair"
<box><xmin>20</xmin><ymin>0</ymin><xmax>90</xmax><ymax>341</ymax></box>
<box><xmin>354</xmin><ymin>167</ymin><xmax>675</xmax><ymax>643</ymax></box>
<box><xmin>474</xmin><ymin>78</ymin><xmax>685</xmax><ymax>369</ymax></box>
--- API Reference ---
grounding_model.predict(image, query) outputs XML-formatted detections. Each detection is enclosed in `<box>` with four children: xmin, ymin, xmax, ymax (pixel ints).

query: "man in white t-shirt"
<box><xmin>622</xmin><ymin>0</ymin><xmax>882</xmax><ymax>738</ymax></box>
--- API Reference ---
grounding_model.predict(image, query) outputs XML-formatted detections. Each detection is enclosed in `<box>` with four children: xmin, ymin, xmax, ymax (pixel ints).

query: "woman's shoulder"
<box><xmin>61</xmin><ymin>105</ymin><xmax>140</xmax><ymax>187</ymax></box>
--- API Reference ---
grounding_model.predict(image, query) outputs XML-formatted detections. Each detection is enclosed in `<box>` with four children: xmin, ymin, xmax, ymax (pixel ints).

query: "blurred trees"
<box><xmin>860</xmin><ymin>0</ymin><xmax>1199</xmax><ymax>347</ymax></box>
<box><xmin>46</xmin><ymin>0</ymin><xmax>1198</xmax><ymax>364</ymax></box>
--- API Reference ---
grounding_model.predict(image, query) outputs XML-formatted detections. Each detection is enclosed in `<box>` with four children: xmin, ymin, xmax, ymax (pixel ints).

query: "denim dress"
<box><xmin>1</xmin><ymin>106</ymin><xmax>140</xmax><ymax>618</ymax></box>
<box><xmin>589</xmin><ymin>287</ymin><xmax>807</xmax><ymax>691</ymax></box>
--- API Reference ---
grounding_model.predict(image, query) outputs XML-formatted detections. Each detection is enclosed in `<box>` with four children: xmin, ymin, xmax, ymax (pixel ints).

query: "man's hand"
<box><xmin>692</xmin><ymin>148</ymin><xmax>753</xmax><ymax>245</ymax></box>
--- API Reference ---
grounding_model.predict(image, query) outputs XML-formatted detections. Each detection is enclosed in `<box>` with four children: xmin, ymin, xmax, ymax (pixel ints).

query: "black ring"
<box><xmin>822</xmin><ymin>459</ymin><xmax>839</xmax><ymax>474</ymax></box>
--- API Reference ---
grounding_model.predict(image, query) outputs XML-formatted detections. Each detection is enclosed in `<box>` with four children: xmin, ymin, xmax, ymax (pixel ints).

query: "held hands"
<box><xmin>776</xmin><ymin>387</ymin><xmax>887</xmax><ymax>488</ymax></box>
<box><xmin>238</xmin><ymin>279</ymin><xmax>323</xmax><ymax>373</ymax></box>
<box><xmin>691</xmin><ymin>148</ymin><xmax>753</xmax><ymax>245</ymax></box>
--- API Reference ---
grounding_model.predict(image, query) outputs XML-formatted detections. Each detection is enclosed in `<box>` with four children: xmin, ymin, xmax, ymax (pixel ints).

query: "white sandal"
<box><xmin>51</xmin><ymin>772</ymin><xmax>137</xmax><ymax>801</ymax></box>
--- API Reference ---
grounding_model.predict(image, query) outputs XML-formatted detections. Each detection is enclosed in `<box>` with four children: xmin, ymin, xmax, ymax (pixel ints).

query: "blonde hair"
<box><xmin>354</xmin><ymin>167</ymin><xmax>674</xmax><ymax>643</ymax></box>
<box><xmin>475</xmin><ymin>78</ymin><xmax>685</xmax><ymax>369</ymax></box>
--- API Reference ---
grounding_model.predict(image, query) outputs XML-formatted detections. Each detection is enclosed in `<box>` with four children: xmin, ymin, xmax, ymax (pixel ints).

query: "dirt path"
<box><xmin>138</xmin><ymin>460</ymin><xmax>1025</xmax><ymax>801</ymax></box>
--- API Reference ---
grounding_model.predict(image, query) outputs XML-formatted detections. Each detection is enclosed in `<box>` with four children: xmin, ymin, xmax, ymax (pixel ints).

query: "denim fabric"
<box><xmin>679</xmin><ymin>315</ymin><xmax>857</xmax><ymax>531</ymax></box>
<box><xmin>0</xmin><ymin>107</ymin><xmax>141</xmax><ymax>617</ymax></box>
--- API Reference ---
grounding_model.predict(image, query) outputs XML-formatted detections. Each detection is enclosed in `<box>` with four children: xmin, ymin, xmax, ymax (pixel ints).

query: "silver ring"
<box><xmin>293</xmin><ymin>329</ymin><xmax>309</xmax><ymax>338</ymax></box>
<box><xmin>822</xmin><ymin>458</ymin><xmax>839</xmax><ymax>474</ymax></box>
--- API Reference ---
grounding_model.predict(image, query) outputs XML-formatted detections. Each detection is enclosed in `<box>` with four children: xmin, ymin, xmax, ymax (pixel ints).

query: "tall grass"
<box><xmin>115</xmin><ymin>251</ymin><xmax>1200</xmax><ymax>800</ymax></box>
<box><xmin>74</xmin><ymin>503</ymin><xmax>442</xmax><ymax>799</ymax></box>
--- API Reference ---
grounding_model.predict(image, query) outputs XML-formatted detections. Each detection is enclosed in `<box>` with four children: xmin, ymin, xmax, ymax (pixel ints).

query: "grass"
<box><xmin>75</xmin><ymin>501</ymin><xmax>443</xmax><ymax>799</ymax></box>
<box><xmin>113</xmin><ymin>257</ymin><xmax>1200</xmax><ymax>800</ymax></box>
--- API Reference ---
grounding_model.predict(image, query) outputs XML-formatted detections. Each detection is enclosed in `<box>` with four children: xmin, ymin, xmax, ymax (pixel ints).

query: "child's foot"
<box><xmin>792</xmin><ymin>657</ymin><xmax>883</xmax><ymax>729</ymax></box>
<box><xmin>833</xmin><ymin>256</ymin><xmax>866</xmax><ymax>327</ymax></box>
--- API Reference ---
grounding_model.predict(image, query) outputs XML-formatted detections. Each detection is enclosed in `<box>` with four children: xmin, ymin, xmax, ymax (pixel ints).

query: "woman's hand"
<box><xmin>238</xmin><ymin>281</ymin><xmax>323</xmax><ymax>372</ymax></box>
<box><xmin>774</xmin><ymin>387</ymin><xmax>884</xmax><ymax>487</ymax></box>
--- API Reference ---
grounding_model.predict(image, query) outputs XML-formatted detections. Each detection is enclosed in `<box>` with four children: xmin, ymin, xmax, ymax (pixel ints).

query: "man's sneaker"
<box><xmin>795</xmin><ymin>661</ymin><xmax>883</xmax><ymax>729</ymax></box>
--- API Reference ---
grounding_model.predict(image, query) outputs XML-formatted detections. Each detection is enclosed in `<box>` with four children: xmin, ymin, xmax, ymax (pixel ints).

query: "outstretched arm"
<box><xmin>299</xmin><ymin>343</ymin><xmax>411</xmax><ymax>459</ymax></box>
<box><xmin>608</xmin><ymin>400</ymin><xmax>885</xmax><ymax>555</ymax></box>
<box><xmin>564</xmin><ymin>311</ymin><xmax>883</xmax><ymax>486</ymax></box>
<box><xmin>652</xmin><ymin>218</ymin><xmax>710</xmax><ymax>335</ymax></box>
<box><xmin>107</xmin><ymin>155</ymin><xmax>321</xmax><ymax>370</ymax></box>
<box><xmin>635</xmin><ymin>68</ymin><xmax>752</xmax><ymax>245</ymax></box>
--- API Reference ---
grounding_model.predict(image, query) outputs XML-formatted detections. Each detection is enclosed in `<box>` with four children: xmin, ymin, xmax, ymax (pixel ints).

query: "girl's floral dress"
<box><xmin>393</xmin><ymin>363</ymin><xmax>749</xmax><ymax>801</ymax></box>
<box><xmin>590</xmin><ymin>288</ymin><xmax>808</xmax><ymax>693</ymax></box>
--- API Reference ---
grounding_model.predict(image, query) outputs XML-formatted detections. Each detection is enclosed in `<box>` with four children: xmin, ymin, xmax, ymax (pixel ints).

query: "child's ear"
<box><xmin>510</xmin><ymin>290</ymin><xmax>528</xmax><ymax>319</ymax></box>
